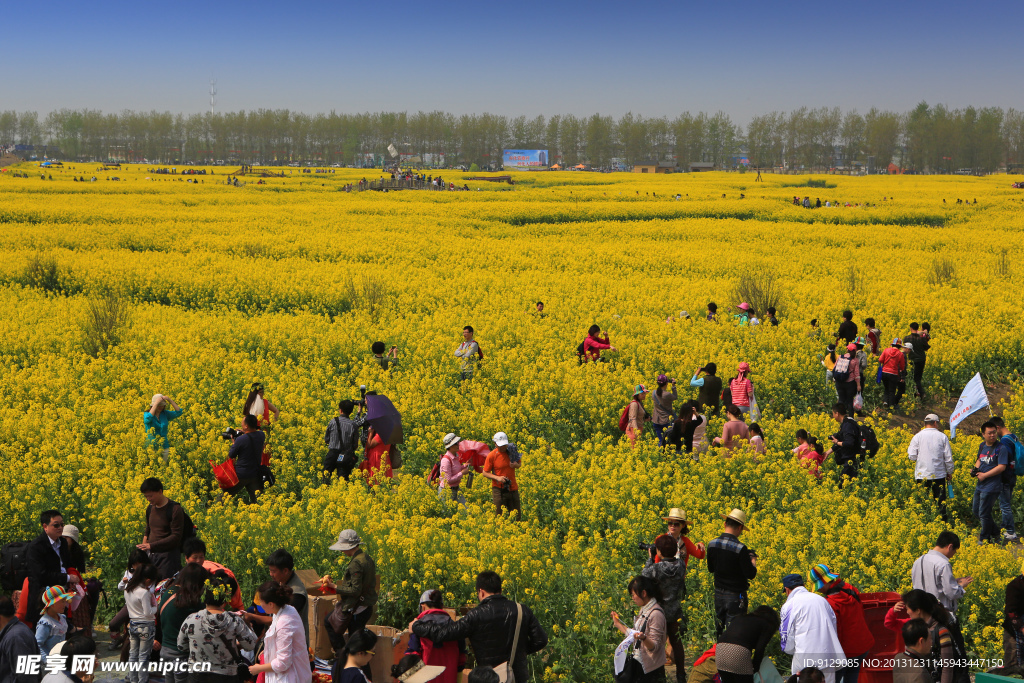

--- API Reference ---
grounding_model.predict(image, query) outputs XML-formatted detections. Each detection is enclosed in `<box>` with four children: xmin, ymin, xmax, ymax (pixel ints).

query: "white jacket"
<box><xmin>263</xmin><ymin>605</ymin><xmax>311</xmax><ymax>683</ymax></box>
<box><xmin>907</xmin><ymin>428</ymin><xmax>954</xmax><ymax>481</ymax></box>
<box><xmin>780</xmin><ymin>586</ymin><xmax>845</xmax><ymax>678</ymax></box>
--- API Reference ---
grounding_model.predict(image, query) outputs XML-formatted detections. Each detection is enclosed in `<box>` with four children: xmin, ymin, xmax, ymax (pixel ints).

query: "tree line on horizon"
<box><xmin>2</xmin><ymin>104</ymin><xmax>1023</xmax><ymax>172</ymax></box>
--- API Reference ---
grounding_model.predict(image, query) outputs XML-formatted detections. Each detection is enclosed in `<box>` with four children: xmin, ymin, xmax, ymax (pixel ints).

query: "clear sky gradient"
<box><xmin>4</xmin><ymin>0</ymin><xmax>1021</xmax><ymax>124</ymax></box>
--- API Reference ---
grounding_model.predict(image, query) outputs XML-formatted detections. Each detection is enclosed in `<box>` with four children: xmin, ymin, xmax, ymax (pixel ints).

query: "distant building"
<box><xmin>634</xmin><ymin>160</ymin><xmax>676</xmax><ymax>174</ymax></box>
<box><xmin>688</xmin><ymin>162</ymin><xmax>715</xmax><ymax>172</ymax></box>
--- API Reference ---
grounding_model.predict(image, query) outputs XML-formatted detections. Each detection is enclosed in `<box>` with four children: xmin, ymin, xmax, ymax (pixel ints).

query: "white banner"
<box><xmin>387</xmin><ymin>144</ymin><xmax>398</xmax><ymax>158</ymax></box>
<box><xmin>949</xmin><ymin>372</ymin><xmax>989</xmax><ymax>439</ymax></box>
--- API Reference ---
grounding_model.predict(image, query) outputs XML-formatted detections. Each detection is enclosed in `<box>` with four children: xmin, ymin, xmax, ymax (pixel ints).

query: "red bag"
<box><xmin>618</xmin><ymin>403</ymin><xmax>631</xmax><ymax>432</ymax></box>
<box><xmin>260</xmin><ymin>443</ymin><xmax>271</xmax><ymax>467</ymax></box>
<box><xmin>210</xmin><ymin>459</ymin><xmax>239</xmax><ymax>490</ymax></box>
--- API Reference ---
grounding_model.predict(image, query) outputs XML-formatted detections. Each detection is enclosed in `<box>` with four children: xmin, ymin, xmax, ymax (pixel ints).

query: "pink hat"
<box><xmin>737</xmin><ymin>362</ymin><xmax>751</xmax><ymax>373</ymax></box>
<box><xmin>736</xmin><ymin>302</ymin><xmax>751</xmax><ymax>311</ymax></box>
<box><xmin>846</xmin><ymin>342</ymin><xmax>857</xmax><ymax>352</ymax></box>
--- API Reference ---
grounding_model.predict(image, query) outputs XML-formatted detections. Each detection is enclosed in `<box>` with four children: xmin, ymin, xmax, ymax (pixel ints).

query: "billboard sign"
<box><xmin>503</xmin><ymin>149</ymin><xmax>549</xmax><ymax>170</ymax></box>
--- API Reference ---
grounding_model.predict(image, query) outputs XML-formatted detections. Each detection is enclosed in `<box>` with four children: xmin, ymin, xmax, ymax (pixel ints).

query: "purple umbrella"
<box><xmin>365</xmin><ymin>394</ymin><xmax>403</xmax><ymax>445</ymax></box>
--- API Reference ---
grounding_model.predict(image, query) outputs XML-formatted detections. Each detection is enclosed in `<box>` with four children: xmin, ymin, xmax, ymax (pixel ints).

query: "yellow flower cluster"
<box><xmin>2</xmin><ymin>163</ymin><xmax>1024</xmax><ymax>680</ymax></box>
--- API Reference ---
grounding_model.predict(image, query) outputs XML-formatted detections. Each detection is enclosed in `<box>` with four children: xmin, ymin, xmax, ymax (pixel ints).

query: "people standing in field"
<box><xmin>359</xmin><ymin>425</ymin><xmax>394</xmax><ymax>486</ymax></box>
<box><xmin>243</xmin><ymin>382</ymin><xmax>279</xmax><ymax>428</ymax></box>
<box><xmin>907</xmin><ymin>415</ymin><xmax>955</xmax><ymax>521</ymax></box>
<box><xmin>713</xmin><ymin>405</ymin><xmax>750</xmax><ymax>451</ymax></box>
<box><xmin>715</xmin><ymin>605</ymin><xmax>779</xmax><ymax>683</ymax></box>
<box><xmin>821</xmin><ymin>343</ymin><xmax>838</xmax><ymax>384</ymax></box>
<box><xmin>765</xmin><ymin>307</ymin><xmax>779</xmax><ymax>326</ymax></box>
<box><xmin>137</xmin><ymin>478</ymin><xmax>185</xmax><ymax>580</ymax></box>
<box><xmin>973</xmin><ymin>421</ymin><xmax>1012</xmax><ymax>544</ymax></box>
<box><xmin>828</xmin><ymin>403</ymin><xmax>861</xmax><ymax>483</ymax></box>
<box><xmin>728</xmin><ymin>363</ymin><xmax>754</xmax><ymax>416</ymax></box>
<box><xmin>707</xmin><ymin>302</ymin><xmax>719</xmax><ymax>322</ymax></box>
<box><xmin>177</xmin><ymin>575</ymin><xmax>259</xmax><ymax>683</ymax></box>
<box><xmin>991</xmin><ymin>417</ymin><xmax>1020</xmax><ymax>543</ymax></box>
<box><xmin>907</xmin><ymin>323</ymin><xmax>930</xmax><ymax>399</ymax></box>
<box><xmin>911</xmin><ymin>531</ymin><xmax>972</xmax><ymax>614</ymax></box>
<box><xmin>323</xmin><ymin>400</ymin><xmax>362</xmax><ymax>483</ymax></box>
<box><xmin>667</xmin><ymin>400</ymin><xmax>708</xmax><ymax>455</ymax></box>
<box><xmin>227</xmin><ymin>415</ymin><xmax>267</xmax><ymax>503</ymax></box>
<box><xmin>582</xmin><ymin>324</ymin><xmax>617</xmax><ymax>362</ymax></box>
<box><xmin>611</xmin><ymin>576</ymin><xmax>667</xmax><ymax>683</ymax></box>
<box><xmin>864</xmin><ymin>319</ymin><xmax>881</xmax><ymax>355</ymax></box>
<box><xmin>482</xmin><ymin>432</ymin><xmax>521</xmax><ymax>517</ymax></box>
<box><xmin>651</xmin><ymin>375</ymin><xmax>678</xmax><ymax>449</ymax></box>
<box><xmin>833</xmin><ymin>344</ymin><xmax>860</xmax><ymax>416</ymax></box>
<box><xmin>371</xmin><ymin>341</ymin><xmax>399</xmax><ymax>371</ymax></box>
<box><xmin>143</xmin><ymin>394</ymin><xmax>182</xmax><ymax>463</ymax></box>
<box><xmin>734</xmin><ymin>303</ymin><xmax>752</xmax><ymax>325</ymax></box>
<box><xmin>900</xmin><ymin>590</ymin><xmax>969</xmax><ymax>683</ymax></box>
<box><xmin>123</xmin><ymin>564</ymin><xmax>159</xmax><ymax>683</ymax></box>
<box><xmin>879</xmin><ymin>338</ymin><xmax>908</xmax><ymax>410</ymax></box>
<box><xmin>691</xmin><ymin>364</ymin><xmax>723</xmax><ymax>416</ymax></box>
<box><xmin>641</xmin><ymin>536</ymin><xmax>687</xmax><ymax>683</ymax></box>
<box><xmin>748</xmin><ymin>424</ymin><xmax>765</xmax><ymax>455</ymax></box>
<box><xmin>657</xmin><ymin>508</ymin><xmax>706</xmax><ymax>567</ymax></box>
<box><xmin>836</xmin><ymin>311</ymin><xmax>858</xmax><ymax>344</ymax></box>
<box><xmin>626</xmin><ymin>386</ymin><xmax>651</xmax><ymax>447</ymax></box>
<box><xmin>707</xmin><ymin>509</ymin><xmax>756</xmax><ymax>637</ymax></box>
<box><xmin>455</xmin><ymin>326</ymin><xmax>483</xmax><ymax>380</ymax></box>
<box><xmin>438</xmin><ymin>433</ymin><xmax>470</xmax><ymax>506</ymax></box>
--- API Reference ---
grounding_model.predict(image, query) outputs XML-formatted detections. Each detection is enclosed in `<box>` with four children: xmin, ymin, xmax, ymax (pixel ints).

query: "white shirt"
<box><xmin>264</xmin><ymin>605</ymin><xmax>311</xmax><ymax>683</ymax></box>
<box><xmin>124</xmin><ymin>585</ymin><xmax>157</xmax><ymax>621</ymax></box>
<box><xmin>780</xmin><ymin>586</ymin><xmax>845</xmax><ymax>682</ymax></box>
<box><xmin>49</xmin><ymin>537</ymin><xmax>67</xmax><ymax>576</ymax></box>
<box><xmin>907</xmin><ymin>428</ymin><xmax>954</xmax><ymax>480</ymax></box>
<box><xmin>911</xmin><ymin>549</ymin><xmax>964</xmax><ymax>613</ymax></box>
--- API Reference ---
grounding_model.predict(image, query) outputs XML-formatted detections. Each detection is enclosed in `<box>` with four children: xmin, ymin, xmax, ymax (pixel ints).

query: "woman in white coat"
<box><xmin>248</xmin><ymin>582</ymin><xmax>311</xmax><ymax>683</ymax></box>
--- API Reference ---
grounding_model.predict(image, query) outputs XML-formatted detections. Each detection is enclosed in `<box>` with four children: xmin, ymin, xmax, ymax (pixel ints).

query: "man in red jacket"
<box><xmin>810</xmin><ymin>564</ymin><xmax>875</xmax><ymax>683</ymax></box>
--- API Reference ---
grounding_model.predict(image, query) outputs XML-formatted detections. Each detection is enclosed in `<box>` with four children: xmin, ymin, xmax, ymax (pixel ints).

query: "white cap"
<box><xmin>493</xmin><ymin>432</ymin><xmax>509</xmax><ymax>447</ymax></box>
<box><xmin>62</xmin><ymin>524</ymin><xmax>80</xmax><ymax>543</ymax></box>
<box><xmin>924</xmin><ymin>414</ymin><xmax>941</xmax><ymax>423</ymax></box>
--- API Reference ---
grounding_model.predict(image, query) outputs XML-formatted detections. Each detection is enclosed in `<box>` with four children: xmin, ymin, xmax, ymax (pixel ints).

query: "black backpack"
<box><xmin>0</xmin><ymin>541</ymin><xmax>31</xmax><ymax>592</ymax></box>
<box><xmin>860</xmin><ymin>424</ymin><xmax>880</xmax><ymax>460</ymax></box>
<box><xmin>146</xmin><ymin>501</ymin><xmax>197</xmax><ymax>552</ymax></box>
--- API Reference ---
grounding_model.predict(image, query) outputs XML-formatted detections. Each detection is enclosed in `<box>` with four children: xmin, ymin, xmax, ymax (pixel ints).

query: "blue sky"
<box><xmin>3</xmin><ymin>0</ymin><xmax>1021</xmax><ymax>123</ymax></box>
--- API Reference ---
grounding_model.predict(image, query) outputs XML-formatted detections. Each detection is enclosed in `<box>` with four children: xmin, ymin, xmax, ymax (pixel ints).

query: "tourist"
<box><xmin>265</xmin><ymin>549</ymin><xmax>309</xmax><ymax>646</ymax></box>
<box><xmin>404</xmin><ymin>590</ymin><xmax>467</xmax><ymax>682</ymax></box>
<box><xmin>734</xmin><ymin>303</ymin><xmax>752</xmax><ymax>325</ymax></box>
<box><xmin>332</xmin><ymin>629</ymin><xmax>376</xmax><ymax>683</ymax></box>
<box><xmin>124</xmin><ymin>564</ymin><xmax>159</xmax><ymax>683</ymax></box>
<box><xmin>455</xmin><ymin>326</ymin><xmax>483</xmax><ymax>380</ymax></box>
<box><xmin>766</xmin><ymin>307</ymin><xmax>779</xmax><ymax>326</ymax></box>
<box><xmin>642</xmin><ymin>536</ymin><xmax>686</xmax><ymax>683</ymax></box>
<box><xmin>411</xmin><ymin>571</ymin><xmax>548</xmax><ymax>683</ymax></box>
<box><xmin>227</xmin><ymin>414</ymin><xmax>267</xmax><ymax>503</ymax></box>
<box><xmin>246</xmin><ymin>582</ymin><xmax>312</xmax><ymax>683</ymax></box>
<box><xmin>892</xmin><ymin>619</ymin><xmax>933</xmax><ymax>683</ymax></box>
<box><xmin>359</xmin><ymin>425</ymin><xmax>394</xmax><ymax>486</ymax></box>
<box><xmin>611</xmin><ymin>575</ymin><xmax>667</xmax><ymax>683</ymax></box>
<box><xmin>243</xmin><ymin>382</ymin><xmax>280</xmax><ymax>427</ymax></box>
<box><xmin>177</xmin><ymin>575</ymin><xmax>259</xmax><ymax>683</ymax></box>
<box><xmin>836</xmin><ymin>311</ymin><xmax>858</xmax><ymax>344</ymax></box>
<box><xmin>992</xmin><ymin>416</ymin><xmax>1019</xmax><ymax>543</ymax></box>
<box><xmin>323</xmin><ymin>400</ymin><xmax>361</xmax><ymax>483</ymax></box>
<box><xmin>809</xmin><ymin>565</ymin><xmax>874</xmax><ymax>683</ymax></box>
<box><xmin>780</xmin><ymin>574</ymin><xmax>845</xmax><ymax>683</ymax></box>
<box><xmin>715</xmin><ymin>606</ymin><xmax>779</xmax><ymax>683</ymax></box>
<box><xmin>658</xmin><ymin>509</ymin><xmax>706</xmax><ymax>567</ymax></box>
<box><xmin>707</xmin><ymin>509</ymin><xmax>756</xmax><ymax>637</ymax></box>
<box><xmin>809</xmin><ymin>319</ymin><xmax>821</xmax><ymax>338</ymax></box>
<box><xmin>821</xmin><ymin>343</ymin><xmax>838</xmax><ymax>384</ymax></box>
<box><xmin>34</xmin><ymin>587</ymin><xmax>73</xmax><ymax>658</ymax></box>
<box><xmin>137</xmin><ymin>478</ymin><xmax>188</xmax><ymax>580</ymax></box>
<box><xmin>854</xmin><ymin>338</ymin><xmax>869</xmax><ymax>375</ymax></box>
<box><xmin>879</xmin><ymin>338</ymin><xmax>908</xmax><ymax>409</ymax></box>
<box><xmin>650</xmin><ymin>375</ymin><xmax>678</xmax><ymax>449</ymax></box>
<box><xmin>583</xmin><ymin>324</ymin><xmax>617</xmax><ymax>362</ymax></box>
<box><xmin>533</xmin><ymin>301</ymin><xmax>546</xmax><ymax>318</ymax></box>
<box><xmin>439</xmin><ymin>433</ymin><xmax>470</xmax><ymax>506</ymax></box>
<box><xmin>907</xmin><ymin>323</ymin><xmax>930</xmax><ymax>398</ymax></box>
<box><xmin>829</xmin><ymin>403</ymin><xmax>861</xmax><ymax>482</ymax></box>
<box><xmin>158</xmin><ymin>563</ymin><xmax>209</xmax><ymax>683</ymax></box>
<box><xmin>108</xmin><ymin>549</ymin><xmax>152</xmax><ymax>650</ymax></box>
<box><xmin>691</xmin><ymin>364</ymin><xmax>723</xmax><ymax>416</ymax></box>
<box><xmin>864</xmin><ymin>319</ymin><xmax>881</xmax><ymax>355</ymax></box>
<box><xmin>706</xmin><ymin>302</ymin><xmax>718</xmax><ymax>322</ymax></box>
<box><xmin>728</xmin><ymin>363</ymin><xmax>754</xmax><ymax>416</ymax></box>
<box><xmin>482</xmin><ymin>432</ymin><xmax>521</xmax><ymax>516</ymax></box>
<box><xmin>973</xmin><ymin>421</ymin><xmax>1011</xmax><ymax>544</ymax></box>
<box><xmin>323</xmin><ymin>530</ymin><xmax>377</xmax><ymax>654</ymax></box>
<box><xmin>712</xmin><ymin>405</ymin><xmax>750</xmax><ymax>452</ymax></box>
<box><xmin>667</xmin><ymin>401</ymin><xmax>708</xmax><ymax>455</ymax></box>
<box><xmin>27</xmin><ymin>510</ymin><xmax>79</xmax><ymax>622</ymax></box>
<box><xmin>143</xmin><ymin>394</ymin><xmax>182</xmax><ymax>463</ymax></box>
<box><xmin>907</xmin><ymin>415</ymin><xmax>955</xmax><ymax>520</ymax></box>
<box><xmin>748</xmin><ymin>424</ymin><xmax>765</xmax><ymax>455</ymax></box>
<box><xmin>371</xmin><ymin>341</ymin><xmax>399</xmax><ymax>371</ymax></box>
<box><xmin>60</xmin><ymin>525</ymin><xmax>86</xmax><ymax>578</ymax></box>
<box><xmin>910</xmin><ymin>531</ymin><xmax>972</xmax><ymax>613</ymax></box>
<box><xmin>626</xmin><ymin>386</ymin><xmax>651</xmax><ymax>447</ymax></box>
<box><xmin>901</xmin><ymin>590</ymin><xmax>968</xmax><ymax>683</ymax></box>
<box><xmin>0</xmin><ymin>595</ymin><xmax>38</xmax><ymax>683</ymax></box>
<box><xmin>833</xmin><ymin>344</ymin><xmax>860</xmax><ymax>416</ymax></box>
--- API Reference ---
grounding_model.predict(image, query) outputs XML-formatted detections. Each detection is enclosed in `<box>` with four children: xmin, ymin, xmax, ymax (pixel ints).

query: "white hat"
<box><xmin>329</xmin><ymin>529</ymin><xmax>361</xmax><ymax>551</ymax></box>
<box><xmin>924</xmin><ymin>414</ymin><xmax>941</xmax><ymax>423</ymax></box>
<box><xmin>62</xmin><ymin>524</ymin><xmax>80</xmax><ymax>543</ymax></box>
<box><xmin>493</xmin><ymin>432</ymin><xmax>509</xmax><ymax>447</ymax></box>
<box><xmin>442</xmin><ymin>433</ymin><xmax>462</xmax><ymax>450</ymax></box>
<box><xmin>397</xmin><ymin>660</ymin><xmax>447</xmax><ymax>683</ymax></box>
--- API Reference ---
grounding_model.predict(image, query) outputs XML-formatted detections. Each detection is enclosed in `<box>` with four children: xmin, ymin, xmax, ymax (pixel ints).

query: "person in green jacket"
<box><xmin>322</xmin><ymin>530</ymin><xmax>378</xmax><ymax>655</ymax></box>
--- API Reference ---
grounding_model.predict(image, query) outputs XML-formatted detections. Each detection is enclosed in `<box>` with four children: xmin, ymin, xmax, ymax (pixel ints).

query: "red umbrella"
<box><xmin>458</xmin><ymin>440</ymin><xmax>490</xmax><ymax>471</ymax></box>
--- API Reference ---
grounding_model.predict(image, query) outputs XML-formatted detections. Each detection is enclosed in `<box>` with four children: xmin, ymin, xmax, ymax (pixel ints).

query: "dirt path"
<box><xmin>881</xmin><ymin>382</ymin><xmax>1014</xmax><ymax>435</ymax></box>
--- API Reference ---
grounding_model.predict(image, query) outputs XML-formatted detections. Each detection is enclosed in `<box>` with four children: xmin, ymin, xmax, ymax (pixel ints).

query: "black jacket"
<box><xmin>1004</xmin><ymin>575</ymin><xmax>1024</xmax><ymax>631</ymax></box>
<box><xmin>229</xmin><ymin>430</ymin><xmax>266</xmax><ymax>479</ymax></box>
<box><xmin>412</xmin><ymin>594</ymin><xmax>547</xmax><ymax>683</ymax></box>
<box><xmin>833</xmin><ymin>417</ymin><xmax>861</xmax><ymax>464</ymax></box>
<box><xmin>26</xmin><ymin>532</ymin><xmax>73</xmax><ymax>621</ymax></box>
<box><xmin>907</xmin><ymin>333</ymin><xmax>930</xmax><ymax>363</ymax></box>
<box><xmin>836</xmin><ymin>321</ymin><xmax>858</xmax><ymax>343</ymax></box>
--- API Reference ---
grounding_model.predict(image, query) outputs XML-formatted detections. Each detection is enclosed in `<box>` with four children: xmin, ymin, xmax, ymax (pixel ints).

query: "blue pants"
<box><xmin>974</xmin><ymin>488</ymin><xmax>1001</xmax><ymax>542</ymax></box>
<box><xmin>1000</xmin><ymin>482</ymin><xmax>1017</xmax><ymax>536</ymax></box>
<box><xmin>653</xmin><ymin>423</ymin><xmax>669</xmax><ymax>448</ymax></box>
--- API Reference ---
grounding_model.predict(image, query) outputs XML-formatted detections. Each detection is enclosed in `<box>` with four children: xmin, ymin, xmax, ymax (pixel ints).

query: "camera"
<box><xmin>220</xmin><ymin>427</ymin><xmax>240</xmax><ymax>441</ymax></box>
<box><xmin>500</xmin><ymin>478</ymin><xmax>512</xmax><ymax>492</ymax></box>
<box><xmin>970</xmin><ymin>466</ymin><xmax>980</xmax><ymax>478</ymax></box>
<box><xmin>638</xmin><ymin>542</ymin><xmax>655</xmax><ymax>552</ymax></box>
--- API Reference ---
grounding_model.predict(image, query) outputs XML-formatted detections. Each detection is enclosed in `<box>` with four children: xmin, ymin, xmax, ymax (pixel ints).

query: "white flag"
<box><xmin>949</xmin><ymin>372</ymin><xmax>989</xmax><ymax>439</ymax></box>
<box><xmin>387</xmin><ymin>144</ymin><xmax>398</xmax><ymax>158</ymax></box>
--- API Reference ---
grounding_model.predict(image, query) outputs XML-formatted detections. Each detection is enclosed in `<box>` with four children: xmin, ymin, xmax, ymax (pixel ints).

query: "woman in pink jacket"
<box><xmin>249</xmin><ymin>582</ymin><xmax>311</xmax><ymax>683</ymax></box>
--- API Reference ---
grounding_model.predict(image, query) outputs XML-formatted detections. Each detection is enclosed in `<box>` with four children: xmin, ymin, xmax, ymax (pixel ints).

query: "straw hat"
<box><xmin>661</xmin><ymin>508</ymin><xmax>688</xmax><ymax>524</ymax></box>
<box><xmin>720</xmin><ymin>508</ymin><xmax>750</xmax><ymax>529</ymax></box>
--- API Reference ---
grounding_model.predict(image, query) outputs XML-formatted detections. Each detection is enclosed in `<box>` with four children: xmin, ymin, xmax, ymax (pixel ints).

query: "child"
<box><xmin>706</xmin><ymin>302</ymin><xmax>718</xmax><ymax>322</ymax></box>
<box><xmin>125</xmin><ymin>564</ymin><xmax>160</xmax><ymax>683</ymax></box>
<box><xmin>36</xmin><ymin>586</ymin><xmax>74</xmax><ymax>658</ymax></box>
<box><xmin>748</xmin><ymin>423</ymin><xmax>766</xmax><ymax>454</ymax></box>
<box><xmin>864</xmin><ymin>318</ymin><xmax>881</xmax><ymax>354</ymax></box>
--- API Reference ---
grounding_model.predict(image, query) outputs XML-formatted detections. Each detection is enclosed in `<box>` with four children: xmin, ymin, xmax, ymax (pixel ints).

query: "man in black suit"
<box><xmin>26</xmin><ymin>510</ymin><xmax>78</xmax><ymax>622</ymax></box>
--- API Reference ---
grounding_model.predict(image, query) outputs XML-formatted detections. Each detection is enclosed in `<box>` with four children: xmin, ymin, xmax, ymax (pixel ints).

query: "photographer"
<box><xmin>323</xmin><ymin>400</ymin><xmax>362</xmax><ymax>483</ymax></box>
<box><xmin>227</xmin><ymin>415</ymin><xmax>266</xmax><ymax>504</ymax></box>
<box><xmin>371</xmin><ymin>341</ymin><xmax>398</xmax><ymax>371</ymax></box>
<box><xmin>482</xmin><ymin>432</ymin><xmax>521</xmax><ymax>517</ymax></box>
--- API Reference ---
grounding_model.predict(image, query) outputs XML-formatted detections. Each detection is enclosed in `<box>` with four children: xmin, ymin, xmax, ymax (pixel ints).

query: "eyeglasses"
<box><xmin>667</xmin><ymin>522</ymin><xmax>683</xmax><ymax>527</ymax></box>
<box><xmin>49</xmin><ymin>522</ymin><xmax>65</xmax><ymax>528</ymax></box>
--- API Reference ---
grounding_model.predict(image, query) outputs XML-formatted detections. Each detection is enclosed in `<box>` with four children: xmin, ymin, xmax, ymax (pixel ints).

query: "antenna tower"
<box><xmin>209</xmin><ymin>80</ymin><xmax>217</xmax><ymax>114</ymax></box>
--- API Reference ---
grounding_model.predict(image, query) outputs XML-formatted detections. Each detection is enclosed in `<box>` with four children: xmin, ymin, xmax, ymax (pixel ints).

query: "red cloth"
<box><xmin>415</xmin><ymin>609</ymin><xmax>464</xmax><ymax>683</ymax></box>
<box><xmin>729</xmin><ymin>377</ymin><xmax>753</xmax><ymax>407</ymax></box>
<box><xmin>884</xmin><ymin>605</ymin><xmax>910</xmax><ymax>633</ymax></box>
<box><xmin>583</xmin><ymin>334</ymin><xmax>611</xmax><ymax>361</ymax></box>
<box><xmin>693</xmin><ymin>644</ymin><xmax>717</xmax><ymax>667</ymax></box>
<box><xmin>879</xmin><ymin>347</ymin><xmax>906</xmax><ymax>375</ymax></box>
<box><xmin>825</xmin><ymin>582</ymin><xmax>876</xmax><ymax>656</ymax></box>
<box><xmin>360</xmin><ymin>433</ymin><xmax>394</xmax><ymax>486</ymax></box>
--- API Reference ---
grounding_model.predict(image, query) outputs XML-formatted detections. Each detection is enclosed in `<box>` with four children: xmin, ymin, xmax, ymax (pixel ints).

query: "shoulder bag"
<box><xmin>494</xmin><ymin>602</ymin><xmax>523</xmax><ymax>683</ymax></box>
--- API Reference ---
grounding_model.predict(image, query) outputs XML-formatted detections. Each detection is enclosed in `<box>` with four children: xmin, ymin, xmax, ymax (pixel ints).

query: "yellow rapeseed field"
<box><xmin>2</xmin><ymin>161</ymin><xmax>1024</xmax><ymax>680</ymax></box>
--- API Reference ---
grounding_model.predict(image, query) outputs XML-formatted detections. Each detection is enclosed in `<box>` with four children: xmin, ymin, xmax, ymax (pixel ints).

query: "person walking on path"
<box><xmin>780</xmin><ymin>574</ymin><xmax>845</xmax><ymax>683</ymax></box>
<box><xmin>809</xmin><ymin>565</ymin><xmax>874</xmax><ymax>683</ymax></box>
<box><xmin>482</xmin><ymin>432</ymin><xmax>521</xmax><ymax>517</ymax></box>
<box><xmin>642</xmin><ymin>535</ymin><xmax>687</xmax><ymax>683</ymax></box>
<box><xmin>612</xmin><ymin>576</ymin><xmax>667</xmax><ymax>683</ymax></box>
<box><xmin>829</xmin><ymin>403</ymin><xmax>860</xmax><ymax>483</ymax></box>
<box><xmin>143</xmin><ymin>394</ymin><xmax>182</xmax><ymax>463</ymax></box>
<box><xmin>691</xmin><ymin>364</ymin><xmax>723</xmax><ymax>416</ymax></box>
<box><xmin>728</xmin><ymin>364</ymin><xmax>754</xmax><ymax>416</ymax></box>
<box><xmin>715</xmin><ymin>606</ymin><xmax>779</xmax><ymax>683</ymax></box>
<box><xmin>907</xmin><ymin>415</ymin><xmax>955</xmax><ymax>521</ymax></box>
<box><xmin>438</xmin><ymin>433</ymin><xmax>470</xmax><ymax>506</ymax></box>
<box><xmin>907</xmin><ymin>323</ymin><xmax>930</xmax><ymax>399</ymax></box>
<box><xmin>992</xmin><ymin>416</ymin><xmax>1020</xmax><ymax>543</ymax></box>
<box><xmin>833</xmin><ymin>344</ymin><xmax>860</xmax><ymax>416</ymax></box>
<box><xmin>911</xmin><ymin>531</ymin><xmax>972</xmax><ymax>614</ymax></box>
<box><xmin>973</xmin><ymin>421</ymin><xmax>1011</xmax><ymax>544</ymax></box>
<box><xmin>707</xmin><ymin>509</ymin><xmax>757</xmax><ymax>638</ymax></box>
<box><xmin>651</xmin><ymin>376</ymin><xmax>678</xmax><ymax>449</ymax></box>
<box><xmin>879</xmin><ymin>339</ymin><xmax>908</xmax><ymax>410</ymax></box>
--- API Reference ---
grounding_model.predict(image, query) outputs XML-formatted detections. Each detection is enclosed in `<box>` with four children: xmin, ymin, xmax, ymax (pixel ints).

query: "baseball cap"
<box><xmin>782</xmin><ymin>574</ymin><xmax>805</xmax><ymax>590</ymax></box>
<box><xmin>657</xmin><ymin>374</ymin><xmax>670</xmax><ymax>384</ymax></box>
<box><xmin>442</xmin><ymin>433</ymin><xmax>462</xmax><ymax>450</ymax></box>
<box><xmin>493</xmin><ymin>432</ymin><xmax>510</xmax><ymax>447</ymax></box>
<box><xmin>846</xmin><ymin>343</ymin><xmax>857</xmax><ymax>352</ymax></box>
<box><xmin>329</xmin><ymin>529</ymin><xmax>362</xmax><ymax>551</ymax></box>
<box><xmin>924</xmin><ymin>414</ymin><xmax>941</xmax><ymax>423</ymax></box>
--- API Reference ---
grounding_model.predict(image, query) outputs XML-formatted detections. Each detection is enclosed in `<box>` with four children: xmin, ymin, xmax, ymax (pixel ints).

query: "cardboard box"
<box><xmin>308</xmin><ymin>593</ymin><xmax>340</xmax><ymax>660</ymax></box>
<box><xmin>364</xmin><ymin>625</ymin><xmax>409</xmax><ymax>683</ymax></box>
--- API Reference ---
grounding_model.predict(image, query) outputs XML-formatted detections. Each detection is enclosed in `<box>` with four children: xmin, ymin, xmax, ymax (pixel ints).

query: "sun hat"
<box><xmin>846</xmin><ymin>343</ymin><xmax>857</xmax><ymax>352</ymax></box>
<box><xmin>633</xmin><ymin>384</ymin><xmax>647</xmax><ymax>397</ymax></box>
<box><xmin>329</xmin><ymin>529</ymin><xmax>362</xmax><ymax>552</ymax></box>
<box><xmin>736</xmin><ymin>302</ymin><xmax>751</xmax><ymax>311</ymax></box>
<box><xmin>62</xmin><ymin>524</ymin><xmax>80</xmax><ymax>543</ymax></box>
<box><xmin>782</xmin><ymin>573</ymin><xmax>805</xmax><ymax>590</ymax></box>
<box><xmin>42</xmin><ymin>585</ymin><xmax>75</xmax><ymax>608</ymax></box>
<box><xmin>397</xmin><ymin>660</ymin><xmax>447</xmax><ymax>683</ymax></box>
<box><xmin>656</xmin><ymin>374</ymin><xmax>670</xmax><ymax>384</ymax></box>
<box><xmin>854</xmin><ymin>336</ymin><xmax>867</xmax><ymax>346</ymax></box>
<box><xmin>661</xmin><ymin>508</ymin><xmax>688</xmax><ymax>523</ymax></box>
<box><xmin>809</xmin><ymin>563</ymin><xmax>839</xmax><ymax>591</ymax></box>
<box><xmin>442</xmin><ymin>433</ymin><xmax>462</xmax><ymax>450</ymax></box>
<box><xmin>891</xmin><ymin>337</ymin><xmax>903</xmax><ymax>346</ymax></box>
<box><xmin>721</xmin><ymin>508</ymin><xmax>749</xmax><ymax>529</ymax></box>
<box><xmin>493</xmin><ymin>432</ymin><xmax>510</xmax><ymax>447</ymax></box>
<box><xmin>737</xmin><ymin>362</ymin><xmax>751</xmax><ymax>373</ymax></box>
<box><xmin>924</xmin><ymin>414</ymin><xmax>941</xmax><ymax>423</ymax></box>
